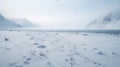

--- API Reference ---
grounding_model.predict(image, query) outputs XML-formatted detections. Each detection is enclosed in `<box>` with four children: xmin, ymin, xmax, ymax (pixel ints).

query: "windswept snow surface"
<box><xmin>0</xmin><ymin>31</ymin><xmax>120</xmax><ymax>67</ymax></box>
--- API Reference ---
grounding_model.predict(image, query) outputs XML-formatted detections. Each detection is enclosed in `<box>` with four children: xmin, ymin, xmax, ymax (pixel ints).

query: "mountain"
<box><xmin>13</xmin><ymin>18</ymin><xmax>37</xmax><ymax>28</ymax></box>
<box><xmin>0</xmin><ymin>14</ymin><xmax>21</xmax><ymax>29</ymax></box>
<box><xmin>85</xmin><ymin>9</ymin><xmax>120</xmax><ymax>29</ymax></box>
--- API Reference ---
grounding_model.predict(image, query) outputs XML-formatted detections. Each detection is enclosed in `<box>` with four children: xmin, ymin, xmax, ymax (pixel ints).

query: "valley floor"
<box><xmin>0</xmin><ymin>31</ymin><xmax>120</xmax><ymax>67</ymax></box>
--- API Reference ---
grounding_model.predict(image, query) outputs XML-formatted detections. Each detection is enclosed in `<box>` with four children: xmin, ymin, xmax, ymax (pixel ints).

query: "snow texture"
<box><xmin>0</xmin><ymin>30</ymin><xmax>120</xmax><ymax>67</ymax></box>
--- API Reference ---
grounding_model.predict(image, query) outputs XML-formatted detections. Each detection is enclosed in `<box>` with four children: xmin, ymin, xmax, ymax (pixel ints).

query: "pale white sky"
<box><xmin>0</xmin><ymin>0</ymin><xmax>120</xmax><ymax>29</ymax></box>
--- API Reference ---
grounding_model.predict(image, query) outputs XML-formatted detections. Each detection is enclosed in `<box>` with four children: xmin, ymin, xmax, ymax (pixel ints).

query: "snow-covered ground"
<box><xmin>0</xmin><ymin>30</ymin><xmax>120</xmax><ymax>67</ymax></box>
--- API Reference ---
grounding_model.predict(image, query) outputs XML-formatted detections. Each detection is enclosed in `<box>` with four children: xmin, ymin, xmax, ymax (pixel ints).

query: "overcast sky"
<box><xmin>0</xmin><ymin>0</ymin><xmax>120</xmax><ymax>29</ymax></box>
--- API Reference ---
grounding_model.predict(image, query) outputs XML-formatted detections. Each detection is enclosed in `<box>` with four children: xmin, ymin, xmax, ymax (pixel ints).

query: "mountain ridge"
<box><xmin>0</xmin><ymin>14</ymin><xmax>38</xmax><ymax>29</ymax></box>
<box><xmin>85</xmin><ymin>9</ymin><xmax>120</xmax><ymax>29</ymax></box>
<box><xmin>0</xmin><ymin>14</ymin><xmax>21</xmax><ymax>29</ymax></box>
<box><xmin>12</xmin><ymin>18</ymin><xmax>37</xmax><ymax>28</ymax></box>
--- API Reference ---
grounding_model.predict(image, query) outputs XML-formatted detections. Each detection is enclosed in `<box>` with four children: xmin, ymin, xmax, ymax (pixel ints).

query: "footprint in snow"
<box><xmin>23</xmin><ymin>58</ymin><xmax>31</xmax><ymax>65</ymax></box>
<box><xmin>46</xmin><ymin>61</ymin><xmax>54</xmax><ymax>67</ymax></box>
<box><xmin>25</xmin><ymin>34</ymin><xmax>31</xmax><ymax>36</ymax></box>
<box><xmin>38</xmin><ymin>45</ymin><xmax>46</xmax><ymax>49</ymax></box>
<box><xmin>6</xmin><ymin>48</ymin><xmax>11</xmax><ymax>50</ymax></box>
<box><xmin>4</xmin><ymin>38</ymin><xmax>9</xmax><ymax>41</ymax></box>
<box><xmin>81</xmin><ymin>44</ymin><xmax>88</xmax><ymax>50</ymax></box>
<box><xmin>34</xmin><ymin>42</ymin><xmax>39</xmax><ymax>45</ymax></box>
<box><xmin>82</xmin><ymin>34</ymin><xmax>88</xmax><ymax>36</ymax></box>
<box><xmin>39</xmin><ymin>52</ymin><xmax>47</xmax><ymax>59</ymax></box>
<box><xmin>112</xmin><ymin>52</ymin><xmax>118</xmax><ymax>55</ymax></box>
<box><xmin>75</xmin><ymin>32</ymin><xmax>79</xmax><ymax>35</ymax></box>
<box><xmin>56</xmin><ymin>33</ymin><xmax>59</xmax><ymax>35</ymax></box>
<box><xmin>96</xmin><ymin>51</ymin><xmax>105</xmax><ymax>55</ymax></box>
<box><xmin>27</xmin><ymin>50</ymin><xmax>36</xmax><ymax>56</ymax></box>
<box><xmin>93</xmin><ymin>62</ymin><xmax>103</xmax><ymax>66</ymax></box>
<box><xmin>26</xmin><ymin>58</ymin><xmax>31</xmax><ymax>61</ymax></box>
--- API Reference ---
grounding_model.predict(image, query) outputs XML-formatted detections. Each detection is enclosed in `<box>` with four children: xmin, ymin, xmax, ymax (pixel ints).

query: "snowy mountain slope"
<box><xmin>0</xmin><ymin>14</ymin><xmax>21</xmax><ymax>29</ymax></box>
<box><xmin>0</xmin><ymin>31</ymin><xmax>120</xmax><ymax>67</ymax></box>
<box><xmin>85</xmin><ymin>9</ymin><xmax>120</xmax><ymax>29</ymax></box>
<box><xmin>13</xmin><ymin>18</ymin><xmax>37</xmax><ymax>28</ymax></box>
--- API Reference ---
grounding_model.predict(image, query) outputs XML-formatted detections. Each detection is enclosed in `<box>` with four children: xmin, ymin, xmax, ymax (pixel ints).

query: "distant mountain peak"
<box><xmin>0</xmin><ymin>14</ymin><xmax>5</xmax><ymax>20</ymax></box>
<box><xmin>0</xmin><ymin>14</ymin><xmax>21</xmax><ymax>29</ymax></box>
<box><xmin>85</xmin><ymin>9</ymin><xmax>120</xmax><ymax>29</ymax></box>
<box><xmin>103</xmin><ymin>9</ymin><xmax>120</xmax><ymax>22</ymax></box>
